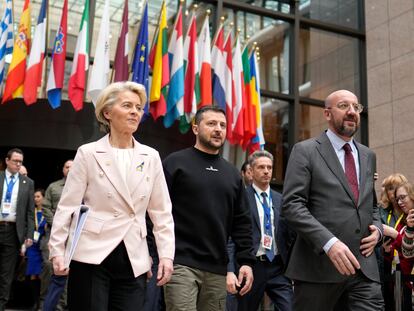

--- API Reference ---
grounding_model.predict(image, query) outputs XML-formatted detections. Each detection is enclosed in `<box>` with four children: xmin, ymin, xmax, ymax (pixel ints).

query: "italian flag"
<box><xmin>68</xmin><ymin>0</ymin><xmax>89</xmax><ymax>111</ymax></box>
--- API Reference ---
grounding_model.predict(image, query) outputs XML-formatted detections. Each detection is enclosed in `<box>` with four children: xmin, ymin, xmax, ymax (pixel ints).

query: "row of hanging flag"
<box><xmin>0</xmin><ymin>0</ymin><xmax>265</xmax><ymax>152</ymax></box>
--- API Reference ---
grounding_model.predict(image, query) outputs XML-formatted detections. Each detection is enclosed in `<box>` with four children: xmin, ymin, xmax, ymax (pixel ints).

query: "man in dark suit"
<box><xmin>282</xmin><ymin>90</ymin><xmax>384</xmax><ymax>311</ymax></box>
<box><xmin>227</xmin><ymin>150</ymin><xmax>293</xmax><ymax>311</ymax></box>
<box><xmin>0</xmin><ymin>148</ymin><xmax>34</xmax><ymax>311</ymax></box>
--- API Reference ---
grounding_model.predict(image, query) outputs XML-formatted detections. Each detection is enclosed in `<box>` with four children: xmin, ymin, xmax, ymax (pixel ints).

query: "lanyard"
<box><xmin>4</xmin><ymin>176</ymin><xmax>17</xmax><ymax>203</ymax></box>
<box><xmin>34</xmin><ymin>208</ymin><xmax>44</xmax><ymax>231</ymax></box>
<box><xmin>387</xmin><ymin>209</ymin><xmax>404</xmax><ymax>229</ymax></box>
<box><xmin>254</xmin><ymin>190</ymin><xmax>272</xmax><ymax>231</ymax></box>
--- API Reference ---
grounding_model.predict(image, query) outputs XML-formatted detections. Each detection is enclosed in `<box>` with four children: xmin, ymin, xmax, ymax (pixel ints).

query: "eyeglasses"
<box><xmin>327</xmin><ymin>101</ymin><xmax>364</xmax><ymax>113</ymax></box>
<box><xmin>397</xmin><ymin>194</ymin><xmax>409</xmax><ymax>203</ymax></box>
<box><xmin>10</xmin><ymin>159</ymin><xmax>23</xmax><ymax>165</ymax></box>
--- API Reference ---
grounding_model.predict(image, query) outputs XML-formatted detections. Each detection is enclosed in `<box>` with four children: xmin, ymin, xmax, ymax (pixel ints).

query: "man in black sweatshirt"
<box><xmin>163</xmin><ymin>106</ymin><xmax>255</xmax><ymax>311</ymax></box>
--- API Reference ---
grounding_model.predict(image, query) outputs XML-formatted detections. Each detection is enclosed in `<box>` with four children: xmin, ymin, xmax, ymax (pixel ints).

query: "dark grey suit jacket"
<box><xmin>282</xmin><ymin>131</ymin><xmax>381</xmax><ymax>283</ymax></box>
<box><xmin>0</xmin><ymin>171</ymin><xmax>35</xmax><ymax>244</ymax></box>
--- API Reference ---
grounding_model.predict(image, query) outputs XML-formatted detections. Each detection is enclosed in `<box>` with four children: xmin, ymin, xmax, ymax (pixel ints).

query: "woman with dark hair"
<box><xmin>25</xmin><ymin>188</ymin><xmax>46</xmax><ymax>310</ymax></box>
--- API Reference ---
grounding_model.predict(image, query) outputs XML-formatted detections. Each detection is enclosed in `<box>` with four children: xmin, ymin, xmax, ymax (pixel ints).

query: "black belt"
<box><xmin>0</xmin><ymin>221</ymin><xmax>16</xmax><ymax>225</ymax></box>
<box><xmin>257</xmin><ymin>254</ymin><xmax>281</xmax><ymax>262</ymax></box>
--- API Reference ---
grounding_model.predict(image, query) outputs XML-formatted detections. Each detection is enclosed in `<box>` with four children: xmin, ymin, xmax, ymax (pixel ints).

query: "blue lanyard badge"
<box><xmin>254</xmin><ymin>190</ymin><xmax>272</xmax><ymax>232</ymax></box>
<box><xmin>5</xmin><ymin>176</ymin><xmax>17</xmax><ymax>203</ymax></box>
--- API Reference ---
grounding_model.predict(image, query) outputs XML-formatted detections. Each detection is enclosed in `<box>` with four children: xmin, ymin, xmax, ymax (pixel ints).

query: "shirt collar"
<box><xmin>252</xmin><ymin>183</ymin><xmax>270</xmax><ymax>197</ymax></box>
<box><xmin>5</xmin><ymin>169</ymin><xmax>18</xmax><ymax>180</ymax></box>
<box><xmin>326</xmin><ymin>129</ymin><xmax>356</xmax><ymax>152</ymax></box>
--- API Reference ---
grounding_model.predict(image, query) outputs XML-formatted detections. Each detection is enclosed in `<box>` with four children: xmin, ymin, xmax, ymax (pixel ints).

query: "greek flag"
<box><xmin>0</xmin><ymin>0</ymin><xmax>13</xmax><ymax>93</ymax></box>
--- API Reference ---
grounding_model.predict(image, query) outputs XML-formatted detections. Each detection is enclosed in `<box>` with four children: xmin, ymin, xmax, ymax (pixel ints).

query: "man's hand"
<box><xmin>327</xmin><ymin>240</ymin><xmax>360</xmax><ymax>275</ymax></box>
<box><xmin>226</xmin><ymin>272</ymin><xmax>238</xmax><ymax>294</ymax></box>
<box><xmin>52</xmin><ymin>256</ymin><xmax>69</xmax><ymax>276</ymax></box>
<box><xmin>156</xmin><ymin>258</ymin><xmax>173</xmax><ymax>286</ymax></box>
<box><xmin>24</xmin><ymin>239</ymin><xmax>33</xmax><ymax>247</ymax></box>
<box><xmin>237</xmin><ymin>265</ymin><xmax>253</xmax><ymax>296</ymax></box>
<box><xmin>360</xmin><ymin>225</ymin><xmax>380</xmax><ymax>257</ymax></box>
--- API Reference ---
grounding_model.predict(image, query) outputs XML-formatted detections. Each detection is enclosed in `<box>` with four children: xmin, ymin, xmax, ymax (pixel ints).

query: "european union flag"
<box><xmin>131</xmin><ymin>2</ymin><xmax>149</xmax><ymax>119</ymax></box>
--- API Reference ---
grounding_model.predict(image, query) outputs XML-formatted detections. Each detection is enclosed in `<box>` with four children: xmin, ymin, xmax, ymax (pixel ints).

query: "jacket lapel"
<box><xmin>0</xmin><ymin>171</ymin><xmax>4</xmax><ymax>199</ymax></box>
<box><xmin>247</xmin><ymin>186</ymin><xmax>261</xmax><ymax>231</ymax></box>
<box><xmin>93</xmin><ymin>135</ymin><xmax>134</xmax><ymax>210</ymax></box>
<box><xmin>355</xmin><ymin>142</ymin><xmax>368</xmax><ymax>206</ymax></box>
<box><xmin>127</xmin><ymin>139</ymin><xmax>149</xmax><ymax>196</ymax></box>
<box><xmin>271</xmin><ymin>190</ymin><xmax>280</xmax><ymax>235</ymax></box>
<box><xmin>316</xmin><ymin>132</ymin><xmax>357</xmax><ymax>205</ymax></box>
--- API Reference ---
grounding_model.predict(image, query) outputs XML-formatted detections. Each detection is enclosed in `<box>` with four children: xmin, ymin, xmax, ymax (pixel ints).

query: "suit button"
<box><xmin>355</xmin><ymin>229</ymin><xmax>361</xmax><ymax>234</ymax></box>
<box><xmin>129</xmin><ymin>213</ymin><xmax>135</xmax><ymax>218</ymax></box>
<box><xmin>114</xmin><ymin>211</ymin><xmax>119</xmax><ymax>217</ymax></box>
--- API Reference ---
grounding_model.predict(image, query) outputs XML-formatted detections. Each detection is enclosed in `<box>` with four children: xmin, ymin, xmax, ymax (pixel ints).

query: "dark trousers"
<box><xmin>0</xmin><ymin>222</ymin><xmax>19</xmax><ymax>311</ymax></box>
<box><xmin>294</xmin><ymin>271</ymin><xmax>384</xmax><ymax>311</ymax></box>
<box><xmin>237</xmin><ymin>255</ymin><xmax>293</xmax><ymax>311</ymax></box>
<box><xmin>143</xmin><ymin>262</ymin><xmax>165</xmax><ymax>311</ymax></box>
<box><xmin>68</xmin><ymin>242</ymin><xmax>146</xmax><ymax>311</ymax></box>
<box><xmin>42</xmin><ymin>274</ymin><xmax>67</xmax><ymax>311</ymax></box>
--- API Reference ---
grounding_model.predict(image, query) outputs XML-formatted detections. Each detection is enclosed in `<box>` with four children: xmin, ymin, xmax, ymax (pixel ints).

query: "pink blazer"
<box><xmin>49</xmin><ymin>135</ymin><xmax>175</xmax><ymax>277</ymax></box>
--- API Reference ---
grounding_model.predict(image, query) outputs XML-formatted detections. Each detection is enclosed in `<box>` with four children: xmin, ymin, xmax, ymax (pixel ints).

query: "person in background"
<box><xmin>378</xmin><ymin>173</ymin><xmax>408</xmax><ymax>311</ymax></box>
<box><xmin>26</xmin><ymin>188</ymin><xmax>46</xmax><ymax>311</ymax></box>
<box><xmin>228</xmin><ymin>150</ymin><xmax>293</xmax><ymax>311</ymax></box>
<box><xmin>383</xmin><ymin>182</ymin><xmax>414</xmax><ymax>311</ymax></box>
<box><xmin>49</xmin><ymin>81</ymin><xmax>175</xmax><ymax>311</ymax></box>
<box><xmin>240</xmin><ymin>161</ymin><xmax>253</xmax><ymax>187</ymax></box>
<box><xmin>0</xmin><ymin>148</ymin><xmax>35</xmax><ymax>311</ymax></box>
<box><xmin>163</xmin><ymin>106</ymin><xmax>255</xmax><ymax>311</ymax></box>
<box><xmin>282</xmin><ymin>90</ymin><xmax>383</xmax><ymax>310</ymax></box>
<box><xmin>41</xmin><ymin>159</ymin><xmax>73</xmax><ymax>311</ymax></box>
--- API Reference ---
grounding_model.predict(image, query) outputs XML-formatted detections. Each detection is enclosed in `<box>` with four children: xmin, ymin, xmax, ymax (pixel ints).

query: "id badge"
<box><xmin>263</xmin><ymin>234</ymin><xmax>273</xmax><ymax>250</ymax></box>
<box><xmin>33</xmin><ymin>231</ymin><xmax>40</xmax><ymax>243</ymax></box>
<box><xmin>1</xmin><ymin>201</ymin><xmax>11</xmax><ymax>215</ymax></box>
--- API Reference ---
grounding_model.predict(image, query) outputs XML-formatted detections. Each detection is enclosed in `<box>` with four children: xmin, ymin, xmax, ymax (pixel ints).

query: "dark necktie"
<box><xmin>343</xmin><ymin>143</ymin><xmax>359</xmax><ymax>203</ymax></box>
<box><xmin>261</xmin><ymin>192</ymin><xmax>275</xmax><ymax>262</ymax></box>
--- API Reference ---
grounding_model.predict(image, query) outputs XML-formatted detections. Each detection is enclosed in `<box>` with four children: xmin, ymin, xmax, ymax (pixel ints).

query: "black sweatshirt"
<box><xmin>163</xmin><ymin>147</ymin><xmax>255</xmax><ymax>275</ymax></box>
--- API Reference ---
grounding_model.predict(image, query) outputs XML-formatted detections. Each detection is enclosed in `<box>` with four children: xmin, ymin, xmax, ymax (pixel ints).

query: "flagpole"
<box><xmin>42</xmin><ymin>0</ymin><xmax>50</xmax><ymax>100</ymax></box>
<box><xmin>149</xmin><ymin>0</ymin><xmax>164</xmax><ymax>52</ymax></box>
<box><xmin>212</xmin><ymin>16</ymin><xmax>225</xmax><ymax>46</ymax></box>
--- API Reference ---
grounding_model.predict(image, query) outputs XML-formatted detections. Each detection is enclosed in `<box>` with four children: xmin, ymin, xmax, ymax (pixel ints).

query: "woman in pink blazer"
<box><xmin>49</xmin><ymin>82</ymin><xmax>175</xmax><ymax>311</ymax></box>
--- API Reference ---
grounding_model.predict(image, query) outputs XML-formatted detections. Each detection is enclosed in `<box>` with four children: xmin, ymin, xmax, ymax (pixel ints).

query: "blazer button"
<box><xmin>114</xmin><ymin>211</ymin><xmax>120</xmax><ymax>217</ymax></box>
<box><xmin>129</xmin><ymin>213</ymin><xmax>135</xmax><ymax>218</ymax></box>
<box><xmin>99</xmin><ymin>171</ymin><xmax>104</xmax><ymax>177</ymax></box>
<box><xmin>107</xmin><ymin>192</ymin><xmax>112</xmax><ymax>198</ymax></box>
<box><xmin>355</xmin><ymin>229</ymin><xmax>361</xmax><ymax>234</ymax></box>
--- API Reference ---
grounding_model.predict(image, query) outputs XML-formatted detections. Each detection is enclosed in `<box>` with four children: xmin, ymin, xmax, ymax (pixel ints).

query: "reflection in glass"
<box><xmin>261</xmin><ymin>98</ymin><xmax>289</xmax><ymax>183</ymax></box>
<box><xmin>299</xmin><ymin>104</ymin><xmax>326</xmax><ymax>141</ymax></box>
<box><xmin>299</xmin><ymin>27</ymin><xmax>360</xmax><ymax>101</ymax></box>
<box><xmin>244</xmin><ymin>0</ymin><xmax>290</xmax><ymax>13</ymax></box>
<box><xmin>228</xmin><ymin>10</ymin><xmax>290</xmax><ymax>94</ymax></box>
<box><xmin>299</xmin><ymin>0</ymin><xmax>360</xmax><ymax>30</ymax></box>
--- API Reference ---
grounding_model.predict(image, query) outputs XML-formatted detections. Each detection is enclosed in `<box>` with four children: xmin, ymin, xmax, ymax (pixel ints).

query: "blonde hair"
<box><xmin>380</xmin><ymin>173</ymin><xmax>408</xmax><ymax>207</ymax></box>
<box><xmin>396</xmin><ymin>182</ymin><xmax>414</xmax><ymax>204</ymax></box>
<box><xmin>95</xmin><ymin>81</ymin><xmax>147</xmax><ymax>133</ymax></box>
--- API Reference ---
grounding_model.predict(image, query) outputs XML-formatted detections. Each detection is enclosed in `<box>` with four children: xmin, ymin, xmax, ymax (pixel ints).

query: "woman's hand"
<box><xmin>156</xmin><ymin>258</ymin><xmax>173</xmax><ymax>286</ymax></box>
<box><xmin>52</xmin><ymin>256</ymin><xmax>69</xmax><ymax>276</ymax></box>
<box><xmin>382</xmin><ymin>224</ymin><xmax>398</xmax><ymax>239</ymax></box>
<box><xmin>407</xmin><ymin>209</ymin><xmax>414</xmax><ymax>228</ymax></box>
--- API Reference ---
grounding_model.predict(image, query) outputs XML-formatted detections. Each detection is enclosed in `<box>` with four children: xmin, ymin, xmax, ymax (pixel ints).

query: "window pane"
<box><xmin>262</xmin><ymin>98</ymin><xmax>289</xmax><ymax>183</ymax></box>
<box><xmin>241</xmin><ymin>0</ymin><xmax>291</xmax><ymax>14</ymax></box>
<box><xmin>299</xmin><ymin>104</ymin><xmax>326</xmax><ymax>141</ymax></box>
<box><xmin>299</xmin><ymin>0</ymin><xmax>361</xmax><ymax>30</ymax></box>
<box><xmin>230</xmin><ymin>10</ymin><xmax>290</xmax><ymax>93</ymax></box>
<box><xmin>299</xmin><ymin>103</ymin><xmax>362</xmax><ymax>142</ymax></box>
<box><xmin>299</xmin><ymin>27</ymin><xmax>360</xmax><ymax>101</ymax></box>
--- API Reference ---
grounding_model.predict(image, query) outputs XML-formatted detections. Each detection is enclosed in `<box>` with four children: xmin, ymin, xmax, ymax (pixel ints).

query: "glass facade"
<box><xmin>0</xmin><ymin>0</ymin><xmax>367</xmax><ymax>186</ymax></box>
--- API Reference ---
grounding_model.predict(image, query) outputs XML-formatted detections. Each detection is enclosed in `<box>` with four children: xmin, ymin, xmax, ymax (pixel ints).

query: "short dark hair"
<box><xmin>35</xmin><ymin>188</ymin><xmax>45</xmax><ymax>197</ymax></box>
<box><xmin>248</xmin><ymin>150</ymin><xmax>274</xmax><ymax>167</ymax></box>
<box><xmin>241</xmin><ymin>160</ymin><xmax>250</xmax><ymax>173</ymax></box>
<box><xmin>6</xmin><ymin>148</ymin><xmax>23</xmax><ymax>159</ymax></box>
<box><xmin>194</xmin><ymin>106</ymin><xmax>226</xmax><ymax>125</ymax></box>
